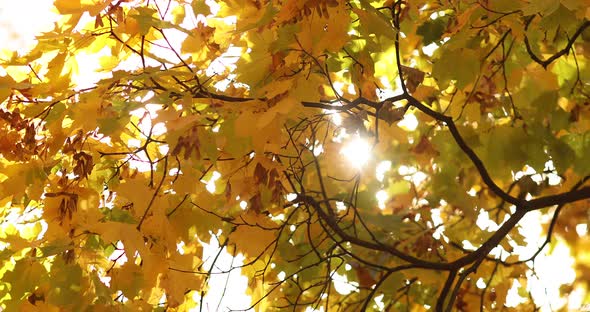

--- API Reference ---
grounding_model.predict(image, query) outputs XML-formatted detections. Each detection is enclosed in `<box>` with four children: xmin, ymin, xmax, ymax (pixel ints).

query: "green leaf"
<box><xmin>417</xmin><ymin>17</ymin><xmax>449</xmax><ymax>46</ymax></box>
<box><xmin>522</xmin><ymin>0</ymin><xmax>560</xmax><ymax>16</ymax></box>
<box><xmin>432</xmin><ymin>48</ymin><xmax>479</xmax><ymax>89</ymax></box>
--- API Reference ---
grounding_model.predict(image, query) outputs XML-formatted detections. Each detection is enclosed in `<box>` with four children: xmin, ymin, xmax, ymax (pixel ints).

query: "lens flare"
<box><xmin>340</xmin><ymin>137</ymin><xmax>371</xmax><ymax>168</ymax></box>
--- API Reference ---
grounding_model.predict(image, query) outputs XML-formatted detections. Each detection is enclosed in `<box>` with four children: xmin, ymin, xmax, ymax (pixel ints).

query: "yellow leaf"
<box><xmin>71</xmin><ymin>92</ymin><xmax>101</xmax><ymax>131</ymax></box>
<box><xmin>90</xmin><ymin>221</ymin><xmax>147</xmax><ymax>259</ymax></box>
<box><xmin>114</xmin><ymin>177</ymin><xmax>152</xmax><ymax>219</ymax></box>
<box><xmin>54</xmin><ymin>0</ymin><xmax>82</xmax><ymax>14</ymax></box>
<box><xmin>229</xmin><ymin>211</ymin><xmax>277</xmax><ymax>257</ymax></box>
<box><xmin>98</xmin><ymin>55</ymin><xmax>119</xmax><ymax>71</ymax></box>
<box><xmin>110</xmin><ymin>262</ymin><xmax>144</xmax><ymax>298</ymax></box>
<box><xmin>0</xmin><ymin>75</ymin><xmax>15</xmax><ymax>103</ymax></box>
<box><xmin>235</xmin><ymin>110</ymin><xmax>258</xmax><ymax>137</ymax></box>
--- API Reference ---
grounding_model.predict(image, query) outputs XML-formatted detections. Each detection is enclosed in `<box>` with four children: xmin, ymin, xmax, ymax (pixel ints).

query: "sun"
<box><xmin>340</xmin><ymin>136</ymin><xmax>371</xmax><ymax>168</ymax></box>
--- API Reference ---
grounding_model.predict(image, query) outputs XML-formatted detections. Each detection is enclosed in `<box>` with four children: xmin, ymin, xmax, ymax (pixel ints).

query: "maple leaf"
<box><xmin>2</xmin><ymin>0</ymin><xmax>590</xmax><ymax>311</ymax></box>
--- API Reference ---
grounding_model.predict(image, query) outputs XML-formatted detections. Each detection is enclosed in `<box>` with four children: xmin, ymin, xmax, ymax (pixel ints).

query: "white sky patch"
<box><xmin>377</xmin><ymin>85</ymin><xmax>401</xmax><ymax>101</ymax></box>
<box><xmin>331</xmin><ymin>271</ymin><xmax>358</xmax><ymax>295</ymax></box>
<box><xmin>476</xmin><ymin>277</ymin><xmax>486</xmax><ymax>289</ymax></box>
<box><xmin>332</xmin><ymin>81</ymin><xmax>346</xmax><ymax>94</ymax></box>
<box><xmin>513</xmin><ymin>210</ymin><xmax>544</xmax><ymax>260</ymax></box>
<box><xmin>376</xmin><ymin>190</ymin><xmax>388</xmax><ymax>209</ymax></box>
<box><xmin>544</xmin><ymin>160</ymin><xmax>563</xmax><ymax>185</ymax></box>
<box><xmin>239</xmin><ymin>200</ymin><xmax>247</xmax><ymax>210</ymax></box>
<box><xmin>176</xmin><ymin>241</ymin><xmax>186</xmax><ymax>255</ymax></box>
<box><xmin>335</xmin><ymin>201</ymin><xmax>347</xmax><ymax>212</ymax></box>
<box><xmin>398</xmin><ymin>113</ymin><xmax>418</xmax><ymax>131</ymax></box>
<box><xmin>526</xmin><ymin>242</ymin><xmax>575</xmax><ymax>311</ymax></box>
<box><xmin>324</xmin><ymin>109</ymin><xmax>343</xmax><ymax>126</ymax></box>
<box><xmin>207</xmin><ymin>46</ymin><xmax>242</xmax><ymax>74</ymax></box>
<box><xmin>567</xmin><ymin>286</ymin><xmax>587</xmax><ymax>311</ymax></box>
<box><xmin>202</xmin><ymin>171</ymin><xmax>222</xmax><ymax>193</ymax></box>
<box><xmin>151</xmin><ymin>122</ymin><xmax>167</xmax><ymax>136</ymax></box>
<box><xmin>152</xmin><ymin>28</ymin><xmax>188</xmax><ymax>63</ymax></box>
<box><xmin>198</xmin><ymin>236</ymin><xmax>251</xmax><ymax>311</ymax></box>
<box><xmin>379</xmin><ymin>76</ymin><xmax>392</xmax><ymax>90</ymax></box>
<box><xmin>505</xmin><ymin>279</ymin><xmax>527</xmax><ymax>307</ymax></box>
<box><xmin>313</xmin><ymin>144</ymin><xmax>324</xmax><ymax>156</ymax></box>
<box><xmin>461</xmin><ymin>240</ymin><xmax>477</xmax><ymax>251</ymax></box>
<box><xmin>0</xmin><ymin>0</ymin><xmax>57</xmax><ymax>54</ymax></box>
<box><xmin>109</xmin><ymin>241</ymin><xmax>128</xmax><ymax>266</ymax></box>
<box><xmin>513</xmin><ymin>161</ymin><xmax>562</xmax><ymax>187</ymax></box>
<box><xmin>125</xmin><ymin>150</ymin><xmax>154</xmax><ymax>172</ymax></box>
<box><xmin>348</xmin><ymin>83</ymin><xmax>356</xmax><ymax>95</ymax></box>
<box><xmin>374</xmin><ymin>294</ymin><xmax>385</xmax><ymax>310</ymax></box>
<box><xmin>422</xmin><ymin>42</ymin><xmax>439</xmax><ymax>57</ymax></box>
<box><xmin>376</xmin><ymin>160</ymin><xmax>392</xmax><ymax>182</ymax></box>
<box><xmin>475</xmin><ymin>209</ymin><xmax>503</xmax><ymax>232</ymax></box>
<box><xmin>422</xmin><ymin>37</ymin><xmax>449</xmax><ymax>57</ymax></box>
<box><xmin>488</xmin><ymin>245</ymin><xmax>509</xmax><ymax>261</ymax></box>
<box><xmin>73</xmin><ymin>47</ymin><xmax>113</xmax><ymax>89</ymax></box>
<box><xmin>127</xmin><ymin>138</ymin><xmax>142</xmax><ymax>148</ymax></box>
<box><xmin>398</xmin><ymin>165</ymin><xmax>428</xmax><ymax>185</ymax></box>
<box><xmin>576</xmin><ymin>223</ymin><xmax>587</xmax><ymax>236</ymax></box>
<box><xmin>286</xmin><ymin>193</ymin><xmax>297</xmax><ymax>202</ymax></box>
<box><xmin>429</xmin><ymin>11</ymin><xmax>445</xmax><ymax>20</ymax></box>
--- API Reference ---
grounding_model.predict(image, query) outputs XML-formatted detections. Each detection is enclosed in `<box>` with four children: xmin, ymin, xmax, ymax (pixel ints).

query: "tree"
<box><xmin>1</xmin><ymin>0</ymin><xmax>590</xmax><ymax>310</ymax></box>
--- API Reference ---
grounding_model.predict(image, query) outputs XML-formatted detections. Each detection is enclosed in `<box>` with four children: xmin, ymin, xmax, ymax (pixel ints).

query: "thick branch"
<box><xmin>404</xmin><ymin>96</ymin><xmax>524</xmax><ymax>207</ymax></box>
<box><xmin>524</xmin><ymin>20</ymin><xmax>590</xmax><ymax>69</ymax></box>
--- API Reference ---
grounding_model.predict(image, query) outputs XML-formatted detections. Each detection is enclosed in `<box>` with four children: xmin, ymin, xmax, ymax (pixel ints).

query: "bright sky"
<box><xmin>0</xmin><ymin>1</ymin><xmax>585</xmax><ymax>311</ymax></box>
<box><xmin>0</xmin><ymin>0</ymin><xmax>57</xmax><ymax>53</ymax></box>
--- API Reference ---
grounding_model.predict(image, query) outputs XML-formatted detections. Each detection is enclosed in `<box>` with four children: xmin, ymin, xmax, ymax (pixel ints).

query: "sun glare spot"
<box><xmin>341</xmin><ymin>137</ymin><xmax>371</xmax><ymax>168</ymax></box>
<box><xmin>376</xmin><ymin>190</ymin><xmax>388</xmax><ymax>209</ymax></box>
<box><xmin>325</xmin><ymin>109</ymin><xmax>343</xmax><ymax>126</ymax></box>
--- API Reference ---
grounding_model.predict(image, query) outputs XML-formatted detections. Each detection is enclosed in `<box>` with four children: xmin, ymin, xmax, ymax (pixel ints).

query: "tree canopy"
<box><xmin>1</xmin><ymin>0</ymin><xmax>590</xmax><ymax>311</ymax></box>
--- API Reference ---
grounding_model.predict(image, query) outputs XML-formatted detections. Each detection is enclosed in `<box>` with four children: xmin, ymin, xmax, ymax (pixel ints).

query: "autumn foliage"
<box><xmin>1</xmin><ymin>0</ymin><xmax>590</xmax><ymax>311</ymax></box>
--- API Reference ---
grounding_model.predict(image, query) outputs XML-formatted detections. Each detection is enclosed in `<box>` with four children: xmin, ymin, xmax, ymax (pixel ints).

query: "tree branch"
<box><xmin>524</xmin><ymin>19</ymin><xmax>590</xmax><ymax>69</ymax></box>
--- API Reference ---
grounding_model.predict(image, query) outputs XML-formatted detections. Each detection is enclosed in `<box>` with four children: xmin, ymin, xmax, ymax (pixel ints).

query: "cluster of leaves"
<box><xmin>1</xmin><ymin>0</ymin><xmax>590</xmax><ymax>311</ymax></box>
